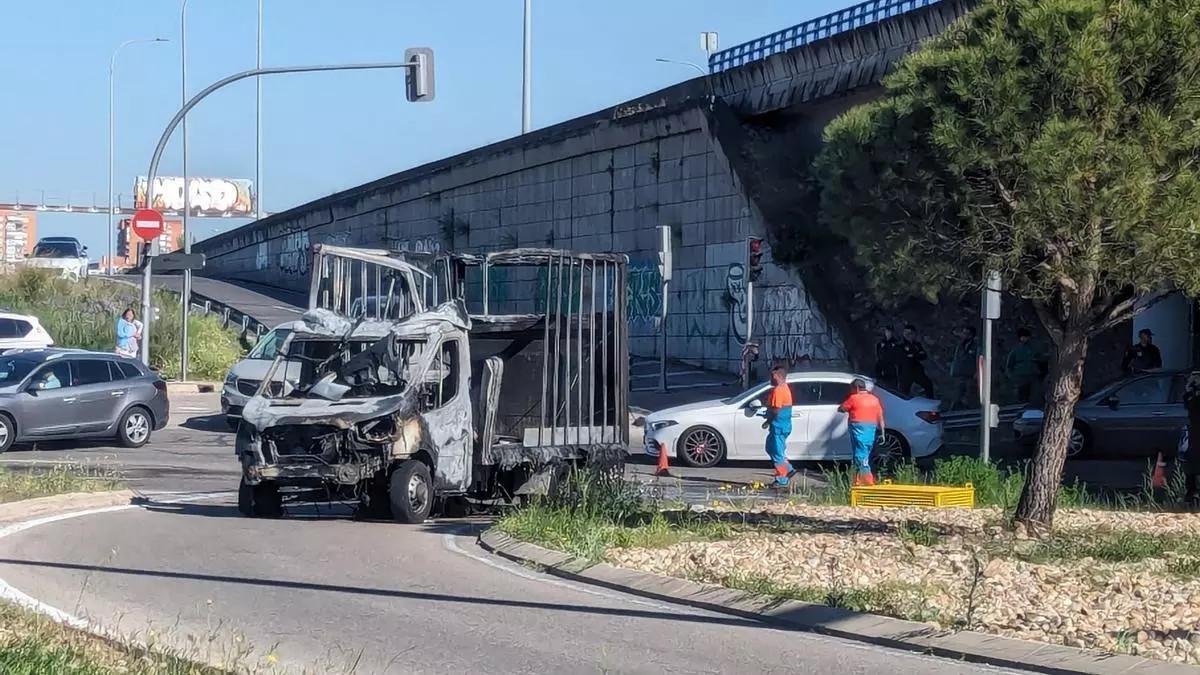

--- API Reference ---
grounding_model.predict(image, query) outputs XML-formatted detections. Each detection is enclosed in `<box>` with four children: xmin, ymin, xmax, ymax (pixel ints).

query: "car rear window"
<box><xmin>115</xmin><ymin>360</ymin><xmax>142</xmax><ymax>379</ymax></box>
<box><xmin>0</xmin><ymin>319</ymin><xmax>31</xmax><ymax>339</ymax></box>
<box><xmin>72</xmin><ymin>359</ymin><xmax>113</xmax><ymax>386</ymax></box>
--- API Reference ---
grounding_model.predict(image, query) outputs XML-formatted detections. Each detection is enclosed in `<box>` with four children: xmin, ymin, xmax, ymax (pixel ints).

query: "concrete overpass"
<box><xmin>191</xmin><ymin>0</ymin><xmax>978</xmax><ymax>377</ymax></box>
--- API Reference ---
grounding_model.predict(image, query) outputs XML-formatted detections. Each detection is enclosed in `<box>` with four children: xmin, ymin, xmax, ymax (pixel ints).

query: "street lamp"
<box><xmin>108</xmin><ymin>37</ymin><xmax>169</xmax><ymax>275</ymax></box>
<box><xmin>137</xmin><ymin>55</ymin><xmax>435</xmax><ymax>364</ymax></box>
<box><xmin>522</xmin><ymin>0</ymin><xmax>532</xmax><ymax>133</ymax></box>
<box><xmin>654</xmin><ymin>58</ymin><xmax>715</xmax><ymax>110</ymax></box>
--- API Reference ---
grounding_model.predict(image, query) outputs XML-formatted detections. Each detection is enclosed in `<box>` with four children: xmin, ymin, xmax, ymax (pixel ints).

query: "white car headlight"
<box><xmin>649</xmin><ymin>420</ymin><xmax>678</xmax><ymax>431</ymax></box>
<box><xmin>224</xmin><ymin>373</ymin><xmax>237</xmax><ymax>386</ymax></box>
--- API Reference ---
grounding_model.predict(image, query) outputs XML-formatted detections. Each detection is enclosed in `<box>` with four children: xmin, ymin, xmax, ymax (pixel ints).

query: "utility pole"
<box><xmin>742</xmin><ymin>237</ymin><xmax>764</xmax><ymax>389</ymax></box>
<box><xmin>521</xmin><ymin>0</ymin><xmax>532</xmax><ymax>133</ymax></box>
<box><xmin>657</xmin><ymin>225</ymin><xmax>672</xmax><ymax>393</ymax></box>
<box><xmin>980</xmin><ymin>270</ymin><xmax>1002</xmax><ymax>462</ymax></box>
<box><xmin>180</xmin><ymin>0</ymin><xmax>191</xmax><ymax>381</ymax></box>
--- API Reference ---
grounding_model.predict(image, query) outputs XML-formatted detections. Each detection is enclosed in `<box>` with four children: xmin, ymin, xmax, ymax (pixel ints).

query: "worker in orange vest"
<box><xmin>839</xmin><ymin>378</ymin><xmax>886</xmax><ymax>486</ymax></box>
<box><xmin>762</xmin><ymin>364</ymin><xmax>794</xmax><ymax>487</ymax></box>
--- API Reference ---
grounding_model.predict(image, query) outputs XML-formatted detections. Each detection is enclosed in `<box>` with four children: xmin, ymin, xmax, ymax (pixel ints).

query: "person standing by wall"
<box><xmin>949</xmin><ymin>325</ymin><xmax>980</xmax><ymax>410</ymax></box>
<box><xmin>761</xmin><ymin>364</ymin><xmax>794</xmax><ymax>488</ymax></box>
<box><xmin>874</xmin><ymin>325</ymin><xmax>901</xmax><ymax>389</ymax></box>
<box><xmin>1122</xmin><ymin>329</ymin><xmax>1163</xmax><ymax>375</ymax></box>
<box><xmin>115</xmin><ymin>308</ymin><xmax>142</xmax><ymax>359</ymax></box>
<box><xmin>839</xmin><ymin>378</ymin><xmax>885</xmax><ymax>486</ymax></box>
<box><xmin>898</xmin><ymin>324</ymin><xmax>934</xmax><ymax>398</ymax></box>
<box><xmin>1005</xmin><ymin>327</ymin><xmax>1040</xmax><ymax>404</ymax></box>
<box><xmin>1182</xmin><ymin>372</ymin><xmax>1200</xmax><ymax>508</ymax></box>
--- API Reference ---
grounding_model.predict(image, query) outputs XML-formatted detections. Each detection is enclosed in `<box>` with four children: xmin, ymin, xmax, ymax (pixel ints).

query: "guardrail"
<box><xmin>707</xmin><ymin>0</ymin><xmax>943</xmax><ymax>73</ymax></box>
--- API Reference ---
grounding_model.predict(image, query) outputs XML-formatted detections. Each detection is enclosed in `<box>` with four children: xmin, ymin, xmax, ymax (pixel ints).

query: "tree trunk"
<box><xmin>1014</xmin><ymin>328</ymin><xmax>1089</xmax><ymax>529</ymax></box>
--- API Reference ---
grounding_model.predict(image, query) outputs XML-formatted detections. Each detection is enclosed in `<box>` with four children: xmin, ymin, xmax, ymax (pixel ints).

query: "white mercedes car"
<box><xmin>641</xmin><ymin>371</ymin><xmax>943</xmax><ymax>468</ymax></box>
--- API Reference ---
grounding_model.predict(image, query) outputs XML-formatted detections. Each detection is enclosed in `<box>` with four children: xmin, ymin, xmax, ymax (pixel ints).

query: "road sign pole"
<box><xmin>980</xmin><ymin>270</ymin><xmax>1002</xmax><ymax>463</ymax></box>
<box><xmin>141</xmin><ymin>252</ymin><xmax>153</xmax><ymax>364</ymax></box>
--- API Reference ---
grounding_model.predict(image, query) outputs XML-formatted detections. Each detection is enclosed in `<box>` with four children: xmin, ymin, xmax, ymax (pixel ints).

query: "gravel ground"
<box><xmin>605</xmin><ymin>503</ymin><xmax>1200</xmax><ymax>665</ymax></box>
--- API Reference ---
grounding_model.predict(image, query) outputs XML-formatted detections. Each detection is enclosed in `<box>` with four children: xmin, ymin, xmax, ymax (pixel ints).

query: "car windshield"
<box><xmin>0</xmin><ymin>356</ymin><xmax>39</xmax><ymax>385</ymax></box>
<box><xmin>721</xmin><ymin>383</ymin><xmax>768</xmax><ymax>405</ymax></box>
<box><xmin>31</xmin><ymin>242</ymin><xmax>78</xmax><ymax>258</ymax></box>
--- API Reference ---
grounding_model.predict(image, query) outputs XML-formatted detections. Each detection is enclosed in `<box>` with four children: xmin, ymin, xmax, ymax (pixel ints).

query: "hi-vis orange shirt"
<box><xmin>841</xmin><ymin>391</ymin><xmax>883</xmax><ymax>425</ymax></box>
<box><xmin>767</xmin><ymin>382</ymin><xmax>793</xmax><ymax>409</ymax></box>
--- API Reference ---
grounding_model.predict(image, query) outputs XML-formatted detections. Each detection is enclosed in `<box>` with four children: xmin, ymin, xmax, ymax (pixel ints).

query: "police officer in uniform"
<box><xmin>874</xmin><ymin>326</ymin><xmax>902</xmax><ymax>389</ymax></box>
<box><xmin>898</xmin><ymin>324</ymin><xmax>934</xmax><ymax>398</ymax></box>
<box><xmin>1122</xmin><ymin>329</ymin><xmax>1163</xmax><ymax>375</ymax></box>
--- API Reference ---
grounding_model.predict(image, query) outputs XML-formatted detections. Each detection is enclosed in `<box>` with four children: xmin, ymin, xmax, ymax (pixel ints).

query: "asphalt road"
<box><xmin>0</xmin><ymin>394</ymin><xmax>1029</xmax><ymax>674</ymax></box>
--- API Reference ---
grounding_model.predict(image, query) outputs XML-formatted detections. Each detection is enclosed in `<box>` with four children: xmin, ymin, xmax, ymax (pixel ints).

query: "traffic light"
<box><xmin>657</xmin><ymin>225</ymin><xmax>673</xmax><ymax>282</ymax></box>
<box><xmin>116</xmin><ymin>220</ymin><xmax>130</xmax><ymax>258</ymax></box>
<box><xmin>747</xmin><ymin>236</ymin><xmax>764</xmax><ymax>283</ymax></box>
<box><xmin>404</xmin><ymin>47</ymin><xmax>435</xmax><ymax>102</ymax></box>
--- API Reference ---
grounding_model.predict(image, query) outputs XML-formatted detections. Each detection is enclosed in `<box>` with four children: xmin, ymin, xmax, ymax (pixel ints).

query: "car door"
<box><xmin>801</xmin><ymin>380</ymin><xmax>853</xmax><ymax>460</ymax></box>
<box><xmin>69</xmin><ymin>358</ymin><xmax>119</xmax><ymax>433</ymax></box>
<box><xmin>417</xmin><ymin>338</ymin><xmax>472</xmax><ymax>492</ymax></box>
<box><xmin>731</xmin><ymin>384</ymin><xmax>771</xmax><ymax>460</ymax></box>
<box><xmin>16</xmin><ymin>360</ymin><xmax>76</xmax><ymax>437</ymax></box>
<box><xmin>1093</xmin><ymin>374</ymin><xmax>1174</xmax><ymax>456</ymax></box>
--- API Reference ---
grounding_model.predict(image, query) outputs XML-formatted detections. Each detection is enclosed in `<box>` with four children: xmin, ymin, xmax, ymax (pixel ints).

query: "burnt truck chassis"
<box><xmin>235</xmin><ymin>246</ymin><xmax>630</xmax><ymax>523</ymax></box>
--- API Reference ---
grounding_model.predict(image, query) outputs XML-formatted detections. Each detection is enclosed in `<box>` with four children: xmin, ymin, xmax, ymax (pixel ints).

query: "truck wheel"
<box><xmin>237</xmin><ymin>477</ymin><xmax>254</xmax><ymax>516</ymax></box>
<box><xmin>252</xmin><ymin>482</ymin><xmax>283</xmax><ymax>518</ymax></box>
<box><xmin>389</xmin><ymin>460</ymin><xmax>433</xmax><ymax>524</ymax></box>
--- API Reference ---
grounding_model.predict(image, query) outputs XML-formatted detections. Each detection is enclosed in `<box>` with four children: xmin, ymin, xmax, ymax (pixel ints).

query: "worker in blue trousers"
<box><xmin>761</xmin><ymin>364</ymin><xmax>794</xmax><ymax>487</ymax></box>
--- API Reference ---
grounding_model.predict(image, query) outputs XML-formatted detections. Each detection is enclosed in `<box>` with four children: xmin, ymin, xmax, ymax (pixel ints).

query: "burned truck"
<box><xmin>235</xmin><ymin>244</ymin><xmax>630</xmax><ymax>523</ymax></box>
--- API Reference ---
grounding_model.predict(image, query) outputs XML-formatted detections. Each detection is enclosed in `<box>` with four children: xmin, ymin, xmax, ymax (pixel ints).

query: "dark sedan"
<box><xmin>0</xmin><ymin>349</ymin><xmax>169</xmax><ymax>452</ymax></box>
<box><xmin>1012</xmin><ymin>370</ymin><xmax>1187</xmax><ymax>458</ymax></box>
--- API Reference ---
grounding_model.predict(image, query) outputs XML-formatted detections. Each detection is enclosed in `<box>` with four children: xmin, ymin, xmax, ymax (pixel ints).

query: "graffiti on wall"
<box><xmin>135</xmin><ymin>177</ymin><xmax>255</xmax><ymax>216</ymax></box>
<box><xmin>279</xmin><ymin>231</ymin><xmax>310</xmax><ymax>276</ymax></box>
<box><xmin>390</xmin><ymin>236</ymin><xmax>441</xmax><ymax>254</ymax></box>
<box><xmin>725</xmin><ymin>263</ymin><xmax>748</xmax><ymax>344</ymax></box>
<box><xmin>627</xmin><ymin>261</ymin><xmax>662</xmax><ymax>324</ymax></box>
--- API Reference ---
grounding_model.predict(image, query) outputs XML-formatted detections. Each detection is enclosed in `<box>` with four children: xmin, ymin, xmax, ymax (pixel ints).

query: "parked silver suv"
<box><xmin>0</xmin><ymin>349</ymin><xmax>169</xmax><ymax>452</ymax></box>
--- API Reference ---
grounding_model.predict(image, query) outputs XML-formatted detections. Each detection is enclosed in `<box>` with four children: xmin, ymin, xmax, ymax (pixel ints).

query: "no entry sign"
<box><xmin>131</xmin><ymin>208</ymin><xmax>165</xmax><ymax>240</ymax></box>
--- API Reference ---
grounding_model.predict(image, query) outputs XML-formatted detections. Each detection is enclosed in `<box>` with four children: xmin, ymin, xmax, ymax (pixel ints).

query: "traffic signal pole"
<box><xmin>138</xmin><ymin>56</ymin><xmax>433</xmax><ymax>374</ymax></box>
<box><xmin>658</xmin><ymin>225</ymin><xmax>672</xmax><ymax>393</ymax></box>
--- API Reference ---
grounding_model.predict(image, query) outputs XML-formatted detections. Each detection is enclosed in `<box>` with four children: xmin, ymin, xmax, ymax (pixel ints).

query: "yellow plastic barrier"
<box><xmin>850</xmin><ymin>480</ymin><xmax>975</xmax><ymax>509</ymax></box>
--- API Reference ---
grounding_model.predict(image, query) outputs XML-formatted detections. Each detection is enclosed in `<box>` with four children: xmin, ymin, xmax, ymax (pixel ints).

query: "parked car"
<box><xmin>0</xmin><ymin>311</ymin><xmax>53</xmax><ymax>353</ymax></box>
<box><xmin>24</xmin><ymin>237</ymin><xmax>89</xmax><ymax>280</ymax></box>
<box><xmin>641</xmin><ymin>372</ymin><xmax>943</xmax><ymax>468</ymax></box>
<box><xmin>1012</xmin><ymin>370</ymin><xmax>1188</xmax><ymax>458</ymax></box>
<box><xmin>0</xmin><ymin>349</ymin><xmax>168</xmax><ymax>452</ymax></box>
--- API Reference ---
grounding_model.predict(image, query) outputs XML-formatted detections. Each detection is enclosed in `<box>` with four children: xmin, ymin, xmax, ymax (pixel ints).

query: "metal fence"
<box><xmin>708</xmin><ymin>0</ymin><xmax>942</xmax><ymax>73</ymax></box>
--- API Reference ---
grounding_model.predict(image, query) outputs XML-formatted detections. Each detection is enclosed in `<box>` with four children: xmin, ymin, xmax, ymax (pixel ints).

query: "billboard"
<box><xmin>134</xmin><ymin>176</ymin><xmax>255</xmax><ymax>217</ymax></box>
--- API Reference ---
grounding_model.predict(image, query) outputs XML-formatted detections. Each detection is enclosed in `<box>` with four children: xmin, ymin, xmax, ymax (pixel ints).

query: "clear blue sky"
<box><xmin>0</xmin><ymin>0</ymin><xmax>847</xmax><ymax>259</ymax></box>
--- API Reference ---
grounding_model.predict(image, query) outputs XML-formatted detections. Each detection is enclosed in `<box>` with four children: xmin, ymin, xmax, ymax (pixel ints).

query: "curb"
<box><xmin>0</xmin><ymin>490</ymin><xmax>135</xmax><ymax>529</ymax></box>
<box><xmin>166</xmin><ymin>381</ymin><xmax>217</xmax><ymax>394</ymax></box>
<box><xmin>478</xmin><ymin>529</ymin><xmax>1189</xmax><ymax>675</ymax></box>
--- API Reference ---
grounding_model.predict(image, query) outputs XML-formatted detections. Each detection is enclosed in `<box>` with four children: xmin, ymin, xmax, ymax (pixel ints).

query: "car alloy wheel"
<box><xmin>872</xmin><ymin>431</ymin><xmax>906</xmax><ymax>466</ymax></box>
<box><xmin>679</xmin><ymin>427</ymin><xmax>724</xmax><ymax>468</ymax></box>
<box><xmin>1066</xmin><ymin>427</ymin><xmax>1086</xmax><ymax>458</ymax></box>
<box><xmin>124</xmin><ymin>411</ymin><xmax>150</xmax><ymax>445</ymax></box>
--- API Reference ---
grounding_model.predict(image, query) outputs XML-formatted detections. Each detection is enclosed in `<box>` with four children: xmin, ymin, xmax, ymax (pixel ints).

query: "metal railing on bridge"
<box><xmin>707</xmin><ymin>0</ymin><xmax>943</xmax><ymax>73</ymax></box>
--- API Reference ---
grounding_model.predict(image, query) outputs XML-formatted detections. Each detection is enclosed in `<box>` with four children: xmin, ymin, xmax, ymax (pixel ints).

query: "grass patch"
<box><xmin>496</xmin><ymin>470</ymin><xmax>736</xmax><ymax>562</ymax></box>
<box><xmin>714</xmin><ymin>572</ymin><xmax>944</xmax><ymax>624</ymax></box>
<box><xmin>896</xmin><ymin>519</ymin><xmax>941</xmax><ymax>547</ymax></box>
<box><xmin>0</xmin><ymin>269</ymin><xmax>244</xmax><ymax>380</ymax></box>
<box><xmin>816</xmin><ymin>456</ymin><xmax>1104</xmax><ymax>511</ymax></box>
<box><xmin>0</xmin><ymin>600</ymin><xmax>231</xmax><ymax>675</ymax></box>
<box><xmin>0</xmin><ymin>464</ymin><xmax>121</xmax><ymax>503</ymax></box>
<box><xmin>1166</xmin><ymin>556</ymin><xmax>1200</xmax><ymax>579</ymax></box>
<box><xmin>997</xmin><ymin>528</ymin><xmax>1200</xmax><ymax>568</ymax></box>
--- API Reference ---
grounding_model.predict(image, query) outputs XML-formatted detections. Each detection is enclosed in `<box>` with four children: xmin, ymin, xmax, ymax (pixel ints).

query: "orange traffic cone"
<box><xmin>655</xmin><ymin>441</ymin><xmax>671</xmax><ymax>477</ymax></box>
<box><xmin>1152</xmin><ymin>452</ymin><xmax>1167</xmax><ymax>489</ymax></box>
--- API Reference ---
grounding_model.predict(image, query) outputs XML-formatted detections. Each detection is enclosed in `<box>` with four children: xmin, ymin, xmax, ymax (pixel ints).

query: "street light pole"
<box><xmin>140</xmin><ymin>59</ymin><xmax>431</xmax><ymax>364</ymax></box>
<box><xmin>654</xmin><ymin>58</ymin><xmax>715</xmax><ymax>110</ymax></box>
<box><xmin>108</xmin><ymin>37</ymin><xmax>168</xmax><ymax>275</ymax></box>
<box><xmin>256</xmin><ymin>0</ymin><xmax>264</xmax><ymax>219</ymax></box>
<box><xmin>180</xmin><ymin>0</ymin><xmax>191</xmax><ymax>381</ymax></box>
<box><xmin>521</xmin><ymin>0</ymin><xmax>531</xmax><ymax>133</ymax></box>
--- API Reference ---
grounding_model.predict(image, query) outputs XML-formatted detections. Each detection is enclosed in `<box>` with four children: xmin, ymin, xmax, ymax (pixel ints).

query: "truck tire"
<box><xmin>237</xmin><ymin>477</ymin><xmax>254</xmax><ymax>516</ymax></box>
<box><xmin>253</xmin><ymin>482</ymin><xmax>283</xmax><ymax>518</ymax></box>
<box><xmin>389</xmin><ymin>460</ymin><xmax>433</xmax><ymax>524</ymax></box>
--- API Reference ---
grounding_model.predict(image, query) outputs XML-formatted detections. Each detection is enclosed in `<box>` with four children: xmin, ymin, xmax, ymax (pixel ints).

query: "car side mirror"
<box><xmin>1102</xmin><ymin>396</ymin><xmax>1119</xmax><ymax>409</ymax></box>
<box><xmin>749</xmin><ymin>399</ymin><xmax>763</xmax><ymax>409</ymax></box>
